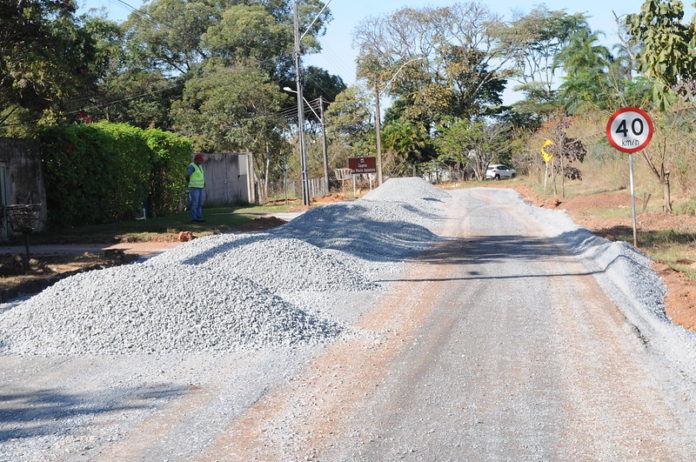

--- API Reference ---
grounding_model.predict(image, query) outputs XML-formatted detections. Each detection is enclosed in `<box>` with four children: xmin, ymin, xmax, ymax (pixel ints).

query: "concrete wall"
<box><xmin>200</xmin><ymin>153</ymin><xmax>257</xmax><ymax>205</ymax></box>
<box><xmin>0</xmin><ymin>138</ymin><xmax>47</xmax><ymax>239</ymax></box>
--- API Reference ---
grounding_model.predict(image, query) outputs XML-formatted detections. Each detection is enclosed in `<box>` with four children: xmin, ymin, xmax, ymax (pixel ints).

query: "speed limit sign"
<box><xmin>606</xmin><ymin>107</ymin><xmax>654</xmax><ymax>248</ymax></box>
<box><xmin>606</xmin><ymin>107</ymin><xmax>654</xmax><ymax>153</ymax></box>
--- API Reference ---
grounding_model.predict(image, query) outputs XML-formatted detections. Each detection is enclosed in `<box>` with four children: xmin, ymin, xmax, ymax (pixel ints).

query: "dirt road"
<box><xmin>194</xmin><ymin>188</ymin><xmax>696</xmax><ymax>461</ymax></box>
<box><xmin>2</xmin><ymin>188</ymin><xmax>696</xmax><ymax>461</ymax></box>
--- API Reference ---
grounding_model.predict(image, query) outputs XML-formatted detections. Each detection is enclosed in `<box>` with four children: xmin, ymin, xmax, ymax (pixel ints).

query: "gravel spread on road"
<box><xmin>0</xmin><ymin>178</ymin><xmax>448</xmax><ymax>355</ymax></box>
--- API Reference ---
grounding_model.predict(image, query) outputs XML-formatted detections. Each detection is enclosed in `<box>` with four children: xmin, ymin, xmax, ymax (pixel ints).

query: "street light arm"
<box><xmin>283</xmin><ymin>87</ymin><xmax>321</xmax><ymax>121</ymax></box>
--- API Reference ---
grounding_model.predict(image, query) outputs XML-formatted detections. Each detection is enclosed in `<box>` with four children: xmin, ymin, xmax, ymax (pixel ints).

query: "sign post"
<box><xmin>606</xmin><ymin>107</ymin><xmax>654</xmax><ymax>247</ymax></box>
<box><xmin>541</xmin><ymin>139</ymin><xmax>554</xmax><ymax>194</ymax></box>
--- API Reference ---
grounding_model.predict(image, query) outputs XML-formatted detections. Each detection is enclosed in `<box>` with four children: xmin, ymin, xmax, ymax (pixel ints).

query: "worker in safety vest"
<box><xmin>185</xmin><ymin>153</ymin><xmax>206</xmax><ymax>222</ymax></box>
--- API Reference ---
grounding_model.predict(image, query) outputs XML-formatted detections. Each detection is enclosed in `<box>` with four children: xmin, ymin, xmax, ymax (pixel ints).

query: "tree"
<box><xmin>324</xmin><ymin>86</ymin><xmax>373</xmax><ymax>154</ymax></box>
<box><xmin>381</xmin><ymin>120</ymin><xmax>429</xmax><ymax>177</ymax></box>
<box><xmin>172</xmin><ymin>64</ymin><xmax>291</xmax><ymax>197</ymax></box>
<box><xmin>625</xmin><ymin>0</ymin><xmax>696</xmax><ymax>109</ymax></box>
<box><xmin>497</xmin><ymin>7</ymin><xmax>589</xmax><ymax>119</ymax></box>
<box><xmin>555</xmin><ymin>29</ymin><xmax>615</xmax><ymax>114</ymax></box>
<box><xmin>625</xmin><ymin>0</ymin><xmax>696</xmax><ymax>211</ymax></box>
<box><xmin>0</xmin><ymin>0</ymin><xmax>99</xmax><ymax>130</ymax></box>
<box><xmin>123</xmin><ymin>0</ymin><xmax>331</xmax><ymax>82</ymax></box>
<box><xmin>354</xmin><ymin>3</ymin><xmax>512</xmax><ymax>127</ymax></box>
<box><xmin>434</xmin><ymin>118</ymin><xmax>510</xmax><ymax>181</ymax></box>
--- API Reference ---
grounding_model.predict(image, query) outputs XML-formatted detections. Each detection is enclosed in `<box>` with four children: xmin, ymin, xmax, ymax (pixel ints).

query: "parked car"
<box><xmin>486</xmin><ymin>164</ymin><xmax>516</xmax><ymax>180</ymax></box>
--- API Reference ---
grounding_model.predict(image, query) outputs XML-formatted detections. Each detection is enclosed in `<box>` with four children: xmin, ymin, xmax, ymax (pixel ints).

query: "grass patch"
<box><xmin>599</xmin><ymin>227</ymin><xmax>696</xmax><ymax>281</ymax></box>
<box><xmin>233</xmin><ymin>203</ymin><xmax>298</xmax><ymax>214</ymax></box>
<box><xmin>585</xmin><ymin>207</ymin><xmax>632</xmax><ymax>219</ymax></box>
<box><xmin>15</xmin><ymin>207</ymin><xmax>257</xmax><ymax>244</ymax></box>
<box><xmin>650</xmin><ymin>243</ymin><xmax>696</xmax><ymax>280</ymax></box>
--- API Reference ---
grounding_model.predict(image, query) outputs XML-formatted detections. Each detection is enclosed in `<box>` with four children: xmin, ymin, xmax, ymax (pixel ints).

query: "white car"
<box><xmin>486</xmin><ymin>164</ymin><xmax>516</xmax><ymax>180</ymax></box>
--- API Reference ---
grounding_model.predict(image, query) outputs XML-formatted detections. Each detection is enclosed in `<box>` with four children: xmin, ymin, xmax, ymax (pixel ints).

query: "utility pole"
<box><xmin>319</xmin><ymin>96</ymin><xmax>329</xmax><ymax>194</ymax></box>
<box><xmin>293</xmin><ymin>2</ymin><xmax>310</xmax><ymax>206</ymax></box>
<box><xmin>373</xmin><ymin>80</ymin><xmax>383</xmax><ymax>186</ymax></box>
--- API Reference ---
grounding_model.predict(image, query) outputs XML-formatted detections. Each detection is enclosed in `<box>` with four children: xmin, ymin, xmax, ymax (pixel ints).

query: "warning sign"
<box><xmin>348</xmin><ymin>156</ymin><xmax>377</xmax><ymax>174</ymax></box>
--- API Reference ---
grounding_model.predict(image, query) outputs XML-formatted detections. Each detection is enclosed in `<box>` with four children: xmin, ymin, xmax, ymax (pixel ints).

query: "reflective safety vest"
<box><xmin>188</xmin><ymin>162</ymin><xmax>205</xmax><ymax>188</ymax></box>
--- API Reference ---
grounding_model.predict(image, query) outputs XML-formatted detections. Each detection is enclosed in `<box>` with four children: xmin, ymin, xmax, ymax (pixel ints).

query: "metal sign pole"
<box><xmin>628</xmin><ymin>153</ymin><xmax>638</xmax><ymax>247</ymax></box>
<box><xmin>607</xmin><ymin>107</ymin><xmax>653</xmax><ymax>249</ymax></box>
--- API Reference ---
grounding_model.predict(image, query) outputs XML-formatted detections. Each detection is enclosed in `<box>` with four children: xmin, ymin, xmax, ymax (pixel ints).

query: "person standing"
<box><xmin>186</xmin><ymin>153</ymin><xmax>206</xmax><ymax>222</ymax></box>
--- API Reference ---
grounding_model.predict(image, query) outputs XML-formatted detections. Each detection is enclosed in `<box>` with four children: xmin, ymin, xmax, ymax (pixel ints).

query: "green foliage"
<box><xmin>354</xmin><ymin>4</ymin><xmax>511</xmax><ymax>127</ymax></box>
<box><xmin>499</xmin><ymin>7</ymin><xmax>589</xmax><ymax>117</ymax></box>
<box><xmin>434</xmin><ymin>118</ymin><xmax>511</xmax><ymax>180</ymax></box>
<box><xmin>381</xmin><ymin>121</ymin><xmax>430</xmax><ymax>176</ymax></box>
<box><xmin>325</xmin><ymin>86</ymin><xmax>373</xmax><ymax>148</ymax></box>
<box><xmin>39</xmin><ymin>122</ymin><xmax>191</xmax><ymax>227</ymax></box>
<box><xmin>0</xmin><ymin>0</ymin><xmax>99</xmax><ymax>127</ymax></box>
<box><xmin>626</xmin><ymin>0</ymin><xmax>696</xmax><ymax>109</ymax></box>
<box><xmin>674</xmin><ymin>197</ymin><xmax>696</xmax><ymax>216</ymax></box>
<box><xmin>142</xmin><ymin>129</ymin><xmax>193</xmax><ymax>216</ymax></box>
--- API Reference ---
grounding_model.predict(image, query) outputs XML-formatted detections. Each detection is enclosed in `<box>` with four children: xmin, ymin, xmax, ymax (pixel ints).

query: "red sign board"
<box><xmin>348</xmin><ymin>156</ymin><xmax>377</xmax><ymax>174</ymax></box>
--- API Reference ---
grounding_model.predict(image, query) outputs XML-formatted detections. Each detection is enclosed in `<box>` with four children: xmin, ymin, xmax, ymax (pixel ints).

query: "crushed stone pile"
<box><xmin>146</xmin><ymin>234</ymin><xmax>377</xmax><ymax>292</ymax></box>
<box><xmin>363</xmin><ymin>177</ymin><xmax>451</xmax><ymax>202</ymax></box>
<box><xmin>0</xmin><ymin>177</ymin><xmax>449</xmax><ymax>355</ymax></box>
<box><xmin>0</xmin><ymin>265</ymin><xmax>342</xmax><ymax>355</ymax></box>
<box><xmin>276</xmin><ymin>202</ymin><xmax>443</xmax><ymax>261</ymax></box>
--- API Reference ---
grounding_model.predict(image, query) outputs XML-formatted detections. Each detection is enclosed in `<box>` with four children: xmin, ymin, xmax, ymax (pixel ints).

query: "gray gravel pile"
<box><xmin>276</xmin><ymin>201</ymin><xmax>444</xmax><ymax>261</ymax></box>
<box><xmin>0</xmin><ymin>178</ymin><xmax>448</xmax><ymax>356</ymax></box>
<box><xmin>146</xmin><ymin>233</ymin><xmax>377</xmax><ymax>292</ymax></box>
<box><xmin>0</xmin><ymin>265</ymin><xmax>342</xmax><ymax>355</ymax></box>
<box><xmin>202</xmin><ymin>237</ymin><xmax>378</xmax><ymax>292</ymax></box>
<box><xmin>363</xmin><ymin>177</ymin><xmax>450</xmax><ymax>202</ymax></box>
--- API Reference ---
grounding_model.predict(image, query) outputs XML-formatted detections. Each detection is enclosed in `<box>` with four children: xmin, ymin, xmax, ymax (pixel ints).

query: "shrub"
<box><xmin>39</xmin><ymin>123</ymin><xmax>192</xmax><ymax>227</ymax></box>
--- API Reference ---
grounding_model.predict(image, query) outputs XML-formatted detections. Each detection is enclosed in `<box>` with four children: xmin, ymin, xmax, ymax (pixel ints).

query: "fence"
<box><xmin>261</xmin><ymin>177</ymin><xmax>328</xmax><ymax>203</ymax></box>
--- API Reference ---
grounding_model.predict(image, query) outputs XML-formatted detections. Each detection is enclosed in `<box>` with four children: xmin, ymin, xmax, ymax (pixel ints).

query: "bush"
<box><xmin>142</xmin><ymin>129</ymin><xmax>193</xmax><ymax>216</ymax></box>
<box><xmin>40</xmin><ymin>123</ymin><xmax>192</xmax><ymax>227</ymax></box>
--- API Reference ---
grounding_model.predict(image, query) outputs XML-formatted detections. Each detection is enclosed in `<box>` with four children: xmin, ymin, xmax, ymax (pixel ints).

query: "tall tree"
<box><xmin>0</xmin><ymin>0</ymin><xmax>99</xmax><ymax>130</ymax></box>
<box><xmin>324</xmin><ymin>86</ymin><xmax>373</xmax><ymax>158</ymax></box>
<box><xmin>497</xmin><ymin>7</ymin><xmax>589</xmax><ymax>119</ymax></box>
<box><xmin>555</xmin><ymin>29</ymin><xmax>615</xmax><ymax>113</ymax></box>
<box><xmin>172</xmin><ymin>64</ymin><xmax>291</xmax><ymax>196</ymax></box>
<box><xmin>434</xmin><ymin>118</ymin><xmax>511</xmax><ymax>181</ymax></box>
<box><xmin>625</xmin><ymin>0</ymin><xmax>696</xmax><ymax>109</ymax></box>
<box><xmin>354</xmin><ymin>3</ymin><xmax>512</xmax><ymax>127</ymax></box>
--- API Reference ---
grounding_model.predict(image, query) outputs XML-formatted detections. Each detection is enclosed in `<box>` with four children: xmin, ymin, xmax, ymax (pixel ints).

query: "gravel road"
<box><xmin>2</xmin><ymin>181</ymin><xmax>696</xmax><ymax>461</ymax></box>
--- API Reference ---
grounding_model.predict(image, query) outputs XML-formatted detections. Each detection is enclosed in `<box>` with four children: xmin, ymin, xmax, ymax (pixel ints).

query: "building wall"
<box><xmin>0</xmin><ymin>138</ymin><xmax>47</xmax><ymax>239</ymax></box>
<box><xmin>200</xmin><ymin>153</ymin><xmax>256</xmax><ymax>205</ymax></box>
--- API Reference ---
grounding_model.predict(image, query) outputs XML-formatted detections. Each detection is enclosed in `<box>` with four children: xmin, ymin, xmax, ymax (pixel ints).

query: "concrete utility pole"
<box><xmin>293</xmin><ymin>2</ymin><xmax>311</xmax><ymax>206</ymax></box>
<box><xmin>373</xmin><ymin>80</ymin><xmax>383</xmax><ymax>186</ymax></box>
<box><xmin>319</xmin><ymin>96</ymin><xmax>329</xmax><ymax>194</ymax></box>
<box><xmin>371</xmin><ymin>57</ymin><xmax>425</xmax><ymax>187</ymax></box>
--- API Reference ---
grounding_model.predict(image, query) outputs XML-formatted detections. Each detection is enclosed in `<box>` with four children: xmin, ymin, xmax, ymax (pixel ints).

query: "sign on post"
<box><xmin>606</xmin><ymin>107</ymin><xmax>654</xmax><ymax>247</ymax></box>
<box><xmin>540</xmin><ymin>139</ymin><xmax>554</xmax><ymax>193</ymax></box>
<box><xmin>348</xmin><ymin>156</ymin><xmax>377</xmax><ymax>174</ymax></box>
<box><xmin>606</xmin><ymin>107</ymin><xmax>654</xmax><ymax>153</ymax></box>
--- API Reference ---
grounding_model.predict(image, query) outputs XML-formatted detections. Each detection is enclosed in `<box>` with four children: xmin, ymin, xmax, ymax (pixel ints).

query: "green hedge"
<box><xmin>40</xmin><ymin>123</ymin><xmax>192</xmax><ymax>227</ymax></box>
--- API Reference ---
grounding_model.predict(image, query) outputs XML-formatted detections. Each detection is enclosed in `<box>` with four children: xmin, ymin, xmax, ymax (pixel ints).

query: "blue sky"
<box><xmin>79</xmin><ymin>0</ymin><xmax>695</xmax><ymax>102</ymax></box>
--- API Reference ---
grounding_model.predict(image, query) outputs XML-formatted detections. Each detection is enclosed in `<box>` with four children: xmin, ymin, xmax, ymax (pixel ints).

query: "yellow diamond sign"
<box><xmin>541</xmin><ymin>139</ymin><xmax>554</xmax><ymax>163</ymax></box>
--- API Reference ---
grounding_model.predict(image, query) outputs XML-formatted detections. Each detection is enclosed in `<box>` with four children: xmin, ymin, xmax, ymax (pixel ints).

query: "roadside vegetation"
<box><xmin>1</xmin><ymin>1</ymin><xmax>694</xmax><ymax>277</ymax></box>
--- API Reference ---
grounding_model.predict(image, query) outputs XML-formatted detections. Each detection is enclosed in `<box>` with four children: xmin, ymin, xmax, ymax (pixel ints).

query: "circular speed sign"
<box><xmin>606</xmin><ymin>107</ymin><xmax>654</xmax><ymax>153</ymax></box>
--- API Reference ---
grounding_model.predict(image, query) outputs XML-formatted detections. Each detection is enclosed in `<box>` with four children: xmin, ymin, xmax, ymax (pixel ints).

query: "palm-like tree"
<box><xmin>555</xmin><ymin>29</ymin><xmax>613</xmax><ymax>76</ymax></box>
